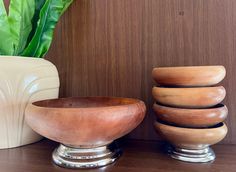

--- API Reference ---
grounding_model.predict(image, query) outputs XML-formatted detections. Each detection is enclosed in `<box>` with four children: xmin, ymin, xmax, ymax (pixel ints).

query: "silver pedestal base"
<box><xmin>52</xmin><ymin>143</ymin><xmax>122</xmax><ymax>169</ymax></box>
<box><xmin>168</xmin><ymin>146</ymin><xmax>215</xmax><ymax>163</ymax></box>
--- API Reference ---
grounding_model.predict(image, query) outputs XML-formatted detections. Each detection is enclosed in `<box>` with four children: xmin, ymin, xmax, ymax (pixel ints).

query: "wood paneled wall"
<box><xmin>46</xmin><ymin>0</ymin><xmax>236</xmax><ymax>144</ymax></box>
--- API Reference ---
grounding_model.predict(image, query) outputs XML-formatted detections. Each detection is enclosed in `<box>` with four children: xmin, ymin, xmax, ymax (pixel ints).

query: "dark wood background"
<box><xmin>45</xmin><ymin>0</ymin><xmax>236</xmax><ymax>144</ymax></box>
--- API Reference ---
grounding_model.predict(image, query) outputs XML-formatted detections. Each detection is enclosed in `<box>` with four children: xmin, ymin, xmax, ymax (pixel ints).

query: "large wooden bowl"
<box><xmin>152</xmin><ymin>66</ymin><xmax>226</xmax><ymax>87</ymax></box>
<box><xmin>25</xmin><ymin>97</ymin><xmax>146</xmax><ymax>147</ymax></box>
<box><xmin>154</xmin><ymin>121</ymin><xmax>227</xmax><ymax>149</ymax></box>
<box><xmin>152</xmin><ymin>86</ymin><xmax>226</xmax><ymax>108</ymax></box>
<box><xmin>153</xmin><ymin>103</ymin><xmax>228</xmax><ymax>128</ymax></box>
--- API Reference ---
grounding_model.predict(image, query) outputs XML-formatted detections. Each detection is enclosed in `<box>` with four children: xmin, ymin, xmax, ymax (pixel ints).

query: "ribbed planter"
<box><xmin>0</xmin><ymin>56</ymin><xmax>59</xmax><ymax>149</ymax></box>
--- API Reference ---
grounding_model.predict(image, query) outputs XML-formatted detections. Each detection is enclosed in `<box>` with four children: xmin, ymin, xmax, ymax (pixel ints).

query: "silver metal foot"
<box><xmin>52</xmin><ymin>143</ymin><xmax>122</xmax><ymax>169</ymax></box>
<box><xmin>168</xmin><ymin>146</ymin><xmax>215</xmax><ymax>163</ymax></box>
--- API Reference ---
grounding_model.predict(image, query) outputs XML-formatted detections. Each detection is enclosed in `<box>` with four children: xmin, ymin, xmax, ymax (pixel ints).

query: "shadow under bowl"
<box><xmin>152</xmin><ymin>66</ymin><xmax>226</xmax><ymax>87</ymax></box>
<box><xmin>153</xmin><ymin>103</ymin><xmax>228</xmax><ymax>128</ymax></box>
<box><xmin>152</xmin><ymin>86</ymin><xmax>226</xmax><ymax>108</ymax></box>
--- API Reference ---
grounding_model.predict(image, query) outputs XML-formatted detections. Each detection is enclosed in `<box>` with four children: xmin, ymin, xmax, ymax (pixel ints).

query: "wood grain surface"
<box><xmin>152</xmin><ymin>86</ymin><xmax>226</xmax><ymax>108</ymax></box>
<box><xmin>0</xmin><ymin>139</ymin><xmax>235</xmax><ymax>172</ymax></box>
<box><xmin>154</xmin><ymin>121</ymin><xmax>228</xmax><ymax>149</ymax></box>
<box><xmin>26</xmin><ymin>97</ymin><xmax>146</xmax><ymax>147</ymax></box>
<box><xmin>153</xmin><ymin>103</ymin><xmax>228</xmax><ymax>128</ymax></box>
<box><xmin>45</xmin><ymin>0</ymin><xmax>236</xmax><ymax>144</ymax></box>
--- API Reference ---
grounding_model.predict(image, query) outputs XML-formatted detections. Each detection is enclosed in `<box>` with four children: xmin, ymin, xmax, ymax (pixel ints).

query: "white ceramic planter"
<box><xmin>0</xmin><ymin>56</ymin><xmax>60</xmax><ymax>149</ymax></box>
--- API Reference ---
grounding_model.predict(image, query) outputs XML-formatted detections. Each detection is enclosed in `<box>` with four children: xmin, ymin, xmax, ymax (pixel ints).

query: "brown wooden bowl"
<box><xmin>152</xmin><ymin>86</ymin><xmax>226</xmax><ymax>108</ymax></box>
<box><xmin>154</xmin><ymin>121</ymin><xmax>228</xmax><ymax>149</ymax></box>
<box><xmin>25</xmin><ymin>97</ymin><xmax>146</xmax><ymax>147</ymax></box>
<box><xmin>153</xmin><ymin>103</ymin><xmax>228</xmax><ymax>128</ymax></box>
<box><xmin>152</xmin><ymin>66</ymin><xmax>226</xmax><ymax>87</ymax></box>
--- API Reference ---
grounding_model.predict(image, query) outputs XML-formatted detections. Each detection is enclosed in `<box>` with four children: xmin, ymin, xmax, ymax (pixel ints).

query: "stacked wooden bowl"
<box><xmin>152</xmin><ymin>66</ymin><xmax>228</xmax><ymax>163</ymax></box>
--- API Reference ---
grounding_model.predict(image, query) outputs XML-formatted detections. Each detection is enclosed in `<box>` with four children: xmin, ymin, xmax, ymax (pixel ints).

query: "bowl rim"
<box><xmin>31</xmin><ymin>96</ymin><xmax>145</xmax><ymax>109</ymax></box>
<box><xmin>152</xmin><ymin>85</ymin><xmax>225</xmax><ymax>90</ymax></box>
<box><xmin>154</xmin><ymin>120</ymin><xmax>226</xmax><ymax>131</ymax></box>
<box><xmin>153</xmin><ymin>103</ymin><xmax>227</xmax><ymax>111</ymax></box>
<box><xmin>152</xmin><ymin>65</ymin><xmax>225</xmax><ymax>71</ymax></box>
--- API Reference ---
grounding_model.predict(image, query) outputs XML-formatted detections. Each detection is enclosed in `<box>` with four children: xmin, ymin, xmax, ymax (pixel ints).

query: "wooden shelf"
<box><xmin>0</xmin><ymin>139</ymin><xmax>235</xmax><ymax>172</ymax></box>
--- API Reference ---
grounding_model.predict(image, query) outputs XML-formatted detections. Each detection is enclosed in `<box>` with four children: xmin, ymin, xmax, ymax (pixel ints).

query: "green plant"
<box><xmin>0</xmin><ymin>0</ymin><xmax>73</xmax><ymax>58</ymax></box>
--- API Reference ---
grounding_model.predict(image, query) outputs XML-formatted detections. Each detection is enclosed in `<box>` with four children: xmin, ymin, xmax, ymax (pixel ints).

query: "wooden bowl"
<box><xmin>152</xmin><ymin>66</ymin><xmax>226</xmax><ymax>87</ymax></box>
<box><xmin>152</xmin><ymin>86</ymin><xmax>226</xmax><ymax>108</ymax></box>
<box><xmin>154</xmin><ymin>121</ymin><xmax>228</xmax><ymax>149</ymax></box>
<box><xmin>153</xmin><ymin>103</ymin><xmax>228</xmax><ymax>128</ymax></box>
<box><xmin>25</xmin><ymin>97</ymin><xmax>146</xmax><ymax>147</ymax></box>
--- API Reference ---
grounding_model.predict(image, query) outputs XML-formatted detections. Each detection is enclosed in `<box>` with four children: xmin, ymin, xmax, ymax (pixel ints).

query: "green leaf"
<box><xmin>22</xmin><ymin>0</ymin><xmax>73</xmax><ymax>58</ymax></box>
<box><xmin>8</xmin><ymin>0</ymin><xmax>35</xmax><ymax>55</ymax></box>
<box><xmin>36</xmin><ymin>0</ymin><xmax>47</xmax><ymax>12</ymax></box>
<box><xmin>26</xmin><ymin>0</ymin><xmax>46</xmax><ymax>46</ymax></box>
<box><xmin>0</xmin><ymin>0</ymin><xmax>13</xmax><ymax>55</ymax></box>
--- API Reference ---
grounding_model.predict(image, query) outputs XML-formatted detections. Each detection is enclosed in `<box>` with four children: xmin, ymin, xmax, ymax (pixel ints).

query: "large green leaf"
<box><xmin>26</xmin><ymin>0</ymin><xmax>46</xmax><ymax>46</ymax></box>
<box><xmin>8</xmin><ymin>0</ymin><xmax>35</xmax><ymax>55</ymax></box>
<box><xmin>22</xmin><ymin>0</ymin><xmax>73</xmax><ymax>58</ymax></box>
<box><xmin>0</xmin><ymin>0</ymin><xmax>13</xmax><ymax>55</ymax></box>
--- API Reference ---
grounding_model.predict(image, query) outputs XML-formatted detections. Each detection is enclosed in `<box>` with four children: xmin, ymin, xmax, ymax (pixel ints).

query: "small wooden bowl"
<box><xmin>26</xmin><ymin>97</ymin><xmax>146</xmax><ymax>147</ymax></box>
<box><xmin>154</xmin><ymin>121</ymin><xmax>228</xmax><ymax>150</ymax></box>
<box><xmin>152</xmin><ymin>86</ymin><xmax>226</xmax><ymax>108</ymax></box>
<box><xmin>152</xmin><ymin>66</ymin><xmax>226</xmax><ymax>87</ymax></box>
<box><xmin>153</xmin><ymin>103</ymin><xmax>228</xmax><ymax>128</ymax></box>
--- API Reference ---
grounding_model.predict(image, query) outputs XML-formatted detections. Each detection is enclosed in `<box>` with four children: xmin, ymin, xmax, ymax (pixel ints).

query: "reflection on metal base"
<box><xmin>168</xmin><ymin>146</ymin><xmax>215</xmax><ymax>163</ymax></box>
<box><xmin>52</xmin><ymin>142</ymin><xmax>122</xmax><ymax>169</ymax></box>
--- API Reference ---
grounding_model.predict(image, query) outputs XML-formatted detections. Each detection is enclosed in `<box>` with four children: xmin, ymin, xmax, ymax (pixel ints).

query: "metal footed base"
<box><xmin>52</xmin><ymin>143</ymin><xmax>122</xmax><ymax>169</ymax></box>
<box><xmin>168</xmin><ymin>146</ymin><xmax>215</xmax><ymax>163</ymax></box>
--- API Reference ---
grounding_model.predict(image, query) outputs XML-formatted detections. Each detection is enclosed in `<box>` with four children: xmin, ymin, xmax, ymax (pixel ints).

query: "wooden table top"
<box><xmin>0</xmin><ymin>139</ymin><xmax>235</xmax><ymax>172</ymax></box>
